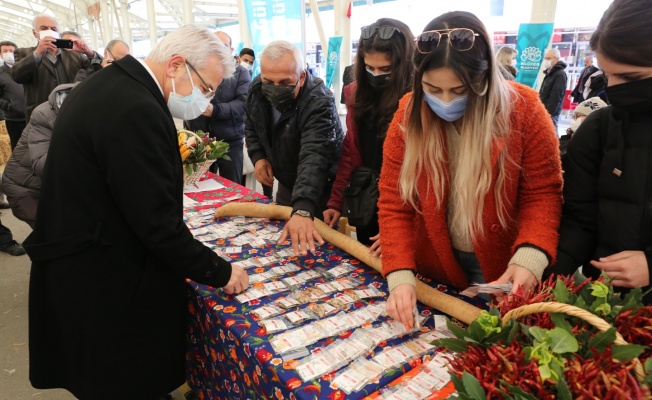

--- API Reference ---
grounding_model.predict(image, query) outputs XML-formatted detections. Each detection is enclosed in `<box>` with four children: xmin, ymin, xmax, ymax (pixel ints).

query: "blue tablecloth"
<box><xmin>184</xmin><ymin>178</ymin><xmax>485</xmax><ymax>400</ymax></box>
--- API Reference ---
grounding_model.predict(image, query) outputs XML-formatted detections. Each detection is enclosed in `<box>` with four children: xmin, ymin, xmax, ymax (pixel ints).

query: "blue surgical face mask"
<box><xmin>423</xmin><ymin>90</ymin><xmax>468</xmax><ymax>122</ymax></box>
<box><xmin>167</xmin><ymin>64</ymin><xmax>210</xmax><ymax>120</ymax></box>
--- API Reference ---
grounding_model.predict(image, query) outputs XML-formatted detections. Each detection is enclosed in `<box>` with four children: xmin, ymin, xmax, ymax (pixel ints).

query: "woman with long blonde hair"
<box><xmin>379</xmin><ymin>11</ymin><xmax>563</xmax><ymax>328</ymax></box>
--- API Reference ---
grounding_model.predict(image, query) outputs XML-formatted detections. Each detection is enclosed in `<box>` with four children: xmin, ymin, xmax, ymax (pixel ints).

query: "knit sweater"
<box><xmin>380</xmin><ymin>82</ymin><xmax>563</xmax><ymax>291</ymax></box>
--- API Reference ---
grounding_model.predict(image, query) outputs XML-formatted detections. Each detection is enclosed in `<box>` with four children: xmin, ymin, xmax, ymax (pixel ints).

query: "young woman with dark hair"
<box><xmin>552</xmin><ymin>0</ymin><xmax>652</xmax><ymax>304</ymax></box>
<box><xmin>379</xmin><ymin>11</ymin><xmax>563</xmax><ymax>328</ymax></box>
<box><xmin>324</xmin><ymin>18</ymin><xmax>415</xmax><ymax>255</ymax></box>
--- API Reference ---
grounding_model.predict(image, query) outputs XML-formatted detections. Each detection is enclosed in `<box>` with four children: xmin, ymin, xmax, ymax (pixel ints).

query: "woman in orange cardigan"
<box><xmin>380</xmin><ymin>11</ymin><xmax>563</xmax><ymax>328</ymax></box>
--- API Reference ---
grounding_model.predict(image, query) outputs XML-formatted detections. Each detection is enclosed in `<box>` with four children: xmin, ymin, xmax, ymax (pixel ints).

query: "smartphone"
<box><xmin>54</xmin><ymin>39</ymin><xmax>74</xmax><ymax>49</ymax></box>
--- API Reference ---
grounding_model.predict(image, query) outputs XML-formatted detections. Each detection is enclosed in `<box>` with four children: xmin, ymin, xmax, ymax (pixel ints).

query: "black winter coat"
<box><xmin>245</xmin><ymin>73</ymin><xmax>344</xmax><ymax>215</ymax></box>
<box><xmin>551</xmin><ymin>106</ymin><xmax>652</xmax><ymax>304</ymax></box>
<box><xmin>539</xmin><ymin>61</ymin><xmax>568</xmax><ymax>118</ymax></box>
<box><xmin>0</xmin><ymin>64</ymin><xmax>25</xmax><ymax>121</ymax></box>
<box><xmin>185</xmin><ymin>63</ymin><xmax>251</xmax><ymax>142</ymax></box>
<box><xmin>571</xmin><ymin>65</ymin><xmax>599</xmax><ymax>103</ymax></box>
<box><xmin>22</xmin><ymin>55</ymin><xmax>232</xmax><ymax>399</ymax></box>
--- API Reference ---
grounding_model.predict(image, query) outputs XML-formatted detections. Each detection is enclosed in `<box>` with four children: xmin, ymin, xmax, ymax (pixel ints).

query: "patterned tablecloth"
<box><xmin>183</xmin><ymin>175</ymin><xmax>485</xmax><ymax>400</ymax></box>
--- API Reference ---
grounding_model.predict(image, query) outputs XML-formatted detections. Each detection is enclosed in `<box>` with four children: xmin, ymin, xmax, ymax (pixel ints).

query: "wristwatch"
<box><xmin>291</xmin><ymin>209</ymin><xmax>314</xmax><ymax>220</ymax></box>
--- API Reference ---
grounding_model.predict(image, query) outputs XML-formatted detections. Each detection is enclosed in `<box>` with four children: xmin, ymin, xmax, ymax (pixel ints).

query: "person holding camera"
<box><xmin>11</xmin><ymin>14</ymin><xmax>101</xmax><ymax>123</ymax></box>
<box><xmin>323</xmin><ymin>18</ymin><xmax>415</xmax><ymax>257</ymax></box>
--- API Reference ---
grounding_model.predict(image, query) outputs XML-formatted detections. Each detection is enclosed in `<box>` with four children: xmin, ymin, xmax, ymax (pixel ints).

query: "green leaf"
<box><xmin>548</xmin><ymin>327</ymin><xmax>579</xmax><ymax>354</ymax></box>
<box><xmin>450</xmin><ymin>372</ymin><xmax>466</xmax><ymax>394</ymax></box>
<box><xmin>620</xmin><ymin>288</ymin><xmax>643</xmax><ymax>312</ymax></box>
<box><xmin>595</xmin><ymin>302</ymin><xmax>612</xmax><ymax>316</ymax></box>
<box><xmin>506</xmin><ymin>320</ymin><xmax>520</xmax><ymax>343</ymax></box>
<box><xmin>550</xmin><ymin>313</ymin><xmax>574</xmax><ymax>333</ymax></box>
<box><xmin>529</xmin><ymin>326</ymin><xmax>549</xmax><ymax>344</ymax></box>
<box><xmin>461</xmin><ymin>371</ymin><xmax>486</xmax><ymax>400</ymax></box>
<box><xmin>590</xmin><ymin>281</ymin><xmax>609</xmax><ymax>299</ymax></box>
<box><xmin>433</xmin><ymin>338</ymin><xmax>469</xmax><ymax>353</ymax></box>
<box><xmin>538</xmin><ymin>363</ymin><xmax>552</xmax><ymax>381</ymax></box>
<box><xmin>588</xmin><ymin>327</ymin><xmax>617</xmax><ymax>352</ymax></box>
<box><xmin>573</xmin><ymin>295</ymin><xmax>588</xmax><ymax>310</ymax></box>
<box><xmin>498</xmin><ymin>381</ymin><xmax>541</xmax><ymax>400</ymax></box>
<box><xmin>645</xmin><ymin>357</ymin><xmax>652</xmax><ymax>373</ymax></box>
<box><xmin>446</xmin><ymin>318</ymin><xmax>470</xmax><ymax>340</ymax></box>
<box><xmin>185</xmin><ymin>163</ymin><xmax>193</xmax><ymax>175</ymax></box>
<box><xmin>556</xmin><ymin>377</ymin><xmax>573</xmax><ymax>400</ymax></box>
<box><xmin>612</xmin><ymin>344</ymin><xmax>647</xmax><ymax>362</ymax></box>
<box><xmin>468</xmin><ymin>321</ymin><xmax>488</xmax><ymax>343</ymax></box>
<box><xmin>554</xmin><ymin>278</ymin><xmax>571</xmax><ymax>304</ymax></box>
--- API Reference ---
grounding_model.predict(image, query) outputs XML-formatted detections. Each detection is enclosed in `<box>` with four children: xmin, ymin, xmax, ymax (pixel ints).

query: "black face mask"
<box><xmin>262</xmin><ymin>81</ymin><xmax>298</xmax><ymax>111</ymax></box>
<box><xmin>367</xmin><ymin>70</ymin><xmax>392</xmax><ymax>91</ymax></box>
<box><xmin>605</xmin><ymin>76</ymin><xmax>652</xmax><ymax>115</ymax></box>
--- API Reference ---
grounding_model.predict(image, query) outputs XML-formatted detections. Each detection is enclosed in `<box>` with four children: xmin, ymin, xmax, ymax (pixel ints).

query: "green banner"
<box><xmin>515</xmin><ymin>23</ymin><xmax>554</xmax><ymax>88</ymax></box>
<box><xmin>325</xmin><ymin>36</ymin><xmax>342</xmax><ymax>89</ymax></box>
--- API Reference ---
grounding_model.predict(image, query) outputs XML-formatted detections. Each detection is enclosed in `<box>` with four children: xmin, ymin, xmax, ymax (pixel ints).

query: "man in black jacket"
<box><xmin>539</xmin><ymin>48</ymin><xmax>568</xmax><ymax>130</ymax></box>
<box><xmin>11</xmin><ymin>14</ymin><xmax>101</xmax><ymax>123</ymax></box>
<box><xmin>0</xmin><ymin>40</ymin><xmax>26</xmax><ymax>149</ymax></box>
<box><xmin>570</xmin><ymin>55</ymin><xmax>599</xmax><ymax>103</ymax></box>
<box><xmin>245</xmin><ymin>40</ymin><xmax>344</xmax><ymax>257</ymax></box>
<box><xmin>186</xmin><ymin>31</ymin><xmax>251</xmax><ymax>184</ymax></box>
<box><xmin>22</xmin><ymin>26</ymin><xmax>248</xmax><ymax>400</ymax></box>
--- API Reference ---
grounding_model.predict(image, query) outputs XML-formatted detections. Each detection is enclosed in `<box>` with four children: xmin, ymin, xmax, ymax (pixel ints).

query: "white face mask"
<box><xmin>39</xmin><ymin>30</ymin><xmax>60</xmax><ymax>40</ymax></box>
<box><xmin>167</xmin><ymin>64</ymin><xmax>211</xmax><ymax>120</ymax></box>
<box><xmin>511</xmin><ymin>59</ymin><xmax>517</xmax><ymax>67</ymax></box>
<box><xmin>1</xmin><ymin>52</ymin><xmax>14</xmax><ymax>65</ymax></box>
<box><xmin>240</xmin><ymin>61</ymin><xmax>253</xmax><ymax>71</ymax></box>
<box><xmin>542</xmin><ymin>59</ymin><xmax>552</xmax><ymax>70</ymax></box>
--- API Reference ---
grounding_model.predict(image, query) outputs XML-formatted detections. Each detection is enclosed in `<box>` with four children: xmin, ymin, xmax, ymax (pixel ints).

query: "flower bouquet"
<box><xmin>434</xmin><ymin>273</ymin><xmax>652</xmax><ymax>399</ymax></box>
<box><xmin>178</xmin><ymin>129</ymin><xmax>230</xmax><ymax>185</ymax></box>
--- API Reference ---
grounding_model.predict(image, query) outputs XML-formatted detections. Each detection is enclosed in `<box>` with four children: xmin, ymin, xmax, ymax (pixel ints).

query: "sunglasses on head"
<box><xmin>416</xmin><ymin>28</ymin><xmax>479</xmax><ymax>54</ymax></box>
<box><xmin>360</xmin><ymin>25</ymin><xmax>401</xmax><ymax>40</ymax></box>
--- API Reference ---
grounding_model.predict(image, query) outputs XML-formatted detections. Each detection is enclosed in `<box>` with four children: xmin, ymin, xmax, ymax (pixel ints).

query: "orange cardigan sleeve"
<box><xmin>510</xmin><ymin>83</ymin><xmax>563</xmax><ymax>263</ymax></box>
<box><xmin>378</xmin><ymin>93</ymin><xmax>418</xmax><ymax>277</ymax></box>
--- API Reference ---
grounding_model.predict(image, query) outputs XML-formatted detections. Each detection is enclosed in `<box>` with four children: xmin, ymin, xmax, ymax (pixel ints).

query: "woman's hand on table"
<box><xmin>323</xmin><ymin>209</ymin><xmax>341</xmax><ymax>227</ymax></box>
<box><xmin>368</xmin><ymin>234</ymin><xmax>381</xmax><ymax>257</ymax></box>
<box><xmin>254</xmin><ymin>159</ymin><xmax>274</xmax><ymax>187</ymax></box>
<box><xmin>490</xmin><ymin>264</ymin><xmax>537</xmax><ymax>296</ymax></box>
<box><xmin>223</xmin><ymin>265</ymin><xmax>249</xmax><ymax>294</ymax></box>
<box><xmin>590</xmin><ymin>250</ymin><xmax>650</xmax><ymax>288</ymax></box>
<box><xmin>387</xmin><ymin>283</ymin><xmax>416</xmax><ymax>330</ymax></box>
<box><xmin>279</xmin><ymin>215</ymin><xmax>324</xmax><ymax>256</ymax></box>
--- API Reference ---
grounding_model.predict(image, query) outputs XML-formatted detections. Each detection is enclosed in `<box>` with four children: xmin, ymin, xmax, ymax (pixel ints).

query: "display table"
<box><xmin>183</xmin><ymin>175</ymin><xmax>485</xmax><ymax>399</ymax></box>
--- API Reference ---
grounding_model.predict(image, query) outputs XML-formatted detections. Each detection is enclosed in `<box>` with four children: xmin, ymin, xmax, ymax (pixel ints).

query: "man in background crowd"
<box><xmin>238</xmin><ymin>47</ymin><xmax>255</xmax><ymax>76</ymax></box>
<box><xmin>11</xmin><ymin>14</ymin><xmax>101</xmax><ymax>122</ymax></box>
<box><xmin>570</xmin><ymin>55</ymin><xmax>599</xmax><ymax>103</ymax></box>
<box><xmin>245</xmin><ymin>40</ymin><xmax>343</xmax><ymax>257</ymax></box>
<box><xmin>0</xmin><ymin>40</ymin><xmax>26</xmax><ymax>149</ymax></box>
<box><xmin>186</xmin><ymin>31</ymin><xmax>251</xmax><ymax>184</ymax></box>
<box><xmin>539</xmin><ymin>48</ymin><xmax>568</xmax><ymax>130</ymax></box>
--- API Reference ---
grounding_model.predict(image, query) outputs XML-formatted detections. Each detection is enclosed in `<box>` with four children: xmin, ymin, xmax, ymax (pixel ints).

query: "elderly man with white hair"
<box><xmin>11</xmin><ymin>14</ymin><xmax>101</xmax><ymax>123</ymax></box>
<box><xmin>23</xmin><ymin>25</ymin><xmax>248</xmax><ymax>400</ymax></box>
<box><xmin>245</xmin><ymin>40</ymin><xmax>344</xmax><ymax>257</ymax></box>
<box><xmin>539</xmin><ymin>47</ymin><xmax>568</xmax><ymax>130</ymax></box>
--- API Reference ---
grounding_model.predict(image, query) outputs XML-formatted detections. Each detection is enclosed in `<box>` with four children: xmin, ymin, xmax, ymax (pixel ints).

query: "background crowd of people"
<box><xmin>0</xmin><ymin>0</ymin><xmax>649</xmax><ymax>398</ymax></box>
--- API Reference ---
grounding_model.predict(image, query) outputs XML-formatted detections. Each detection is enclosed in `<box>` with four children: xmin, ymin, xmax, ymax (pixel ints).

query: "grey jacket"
<box><xmin>1</xmin><ymin>83</ymin><xmax>76</xmax><ymax>199</ymax></box>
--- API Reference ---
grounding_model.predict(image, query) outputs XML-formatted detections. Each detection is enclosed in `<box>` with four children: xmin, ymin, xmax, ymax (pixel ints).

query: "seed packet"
<box><xmin>354</xmin><ymin>285</ymin><xmax>384</xmax><ymax>299</ymax></box>
<box><xmin>332</xmin><ymin>368</ymin><xmax>368</xmax><ymax>394</ymax></box>
<box><xmin>270</xmin><ymin>263</ymin><xmax>301</xmax><ymax>275</ymax></box>
<box><xmin>263</xmin><ymin>280</ymin><xmax>289</xmax><ymax>293</ymax></box>
<box><xmin>274</xmin><ymin>295</ymin><xmax>302</xmax><ymax>310</ymax></box>
<box><xmin>260</xmin><ymin>318</ymin><xmax>290</xmax><ymax>334</ymax></box>
<box><xmin>327</xmin><ymin>294</ymin><xmax>358</xmax><ymax>310</ymax></box>
<box><xmin>284</xmin><ymin>309</ymin><xmax>315</xmax><ymax>325</ymax></box>
<box><xmin>282</xmin><ymin>275</ymin><xmax>307</xmax><ymax>287</ymax></box>
<box><xmin>325</xmin><ymin>263</ymin><xmax>356</xmax><ymax>278</ymax></box>
<box><xmin>250</xmin><ymin>304</ymin><xmax>283</xmax><ymax>320</ymax></box>
<box><xmin>249</xmin><ymin>271</ymin><xmax>276</xmax><ymax>284</ymax></box>
<box><xmin>295</xmin><ymin>351</ymin><xmax>338</xmax><ymax>381</ymax></box>
<box><xmin>235</xmin><ymin>288</ymin><xmax>266</xmax><ymax>303</ymax></box>
<box><xmin>306</xmin><ymin>302</ymin><xmax>338</xmax><ymax>318</ymax></box>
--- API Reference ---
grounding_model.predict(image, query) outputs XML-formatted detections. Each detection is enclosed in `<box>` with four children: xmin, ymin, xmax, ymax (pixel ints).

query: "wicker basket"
<box><xmin>502</xmin><ymin>302</ymin><xmax>646</xmax><ymax>384</ymax></box>
<box><xmin>183</xmin><ymin>160</ymin><xmax>214</xmax><ymax>186</ymax></box>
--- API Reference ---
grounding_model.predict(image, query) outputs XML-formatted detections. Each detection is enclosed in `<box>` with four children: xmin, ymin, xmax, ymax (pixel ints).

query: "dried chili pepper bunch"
<box><xmin>434</xmin><ymin>272</ymin><xmax>652</xmax><ymax>400</ymax></box>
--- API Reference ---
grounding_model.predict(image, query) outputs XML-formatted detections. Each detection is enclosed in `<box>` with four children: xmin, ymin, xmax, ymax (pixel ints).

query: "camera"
<box><xmin>54</xmin><ymin>39</ymin><xmax>74</xmax><ymax>49</ymax></box>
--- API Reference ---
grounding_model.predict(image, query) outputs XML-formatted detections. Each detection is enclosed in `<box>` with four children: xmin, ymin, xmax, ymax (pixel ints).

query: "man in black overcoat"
<box><xmin>22</xmin><ymin>26</ymin><xmax>249</xmax><ymax>400</ymax></box>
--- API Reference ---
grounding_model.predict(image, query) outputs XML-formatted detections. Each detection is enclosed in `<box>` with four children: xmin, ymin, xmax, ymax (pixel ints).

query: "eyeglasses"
<box><xmin>106</xmin><ymin>49</ymin><xmax>117</xmax><ymax>64</ymax></box>
<box><xmin>186</xmin><ymin>61</ymin><xmax>215</xmax><ymax>98</ymax></box>
<box><xmin>360</xmin><ymin>25</ymin><xmax>401</xmax><ymax>40</ymax></box>
<box><xmin>416</xmin><ymin>28</ymin><xmax>479</xmax><ymax>54</ymax></box>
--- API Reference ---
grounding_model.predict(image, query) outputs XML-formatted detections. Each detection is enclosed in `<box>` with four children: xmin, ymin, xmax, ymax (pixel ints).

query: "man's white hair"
<box><xmin>147</xmin><ymin>25</ymin><xmax>235</xmax><ymax>80</ymax></box>
<box><xmin>548</xmin><ymin>48</ymin><xmax>561</xmax><ymax>60</ymax></box>
<box><xmin>32</xmin><ymin>14</ymin><xmax>58</xmax><ymax>30</ymax></box>
<box><xmin>261</xmin><ymin>40</ymin><xmax>304</xmax><ymax>76</ymax></box>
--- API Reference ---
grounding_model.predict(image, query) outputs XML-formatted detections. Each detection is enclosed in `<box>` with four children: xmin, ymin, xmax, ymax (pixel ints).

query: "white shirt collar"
<box><xmin>138</xmin><ymin>59</ymin><xmax>163</xmax><ymax>95</ymax></box>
